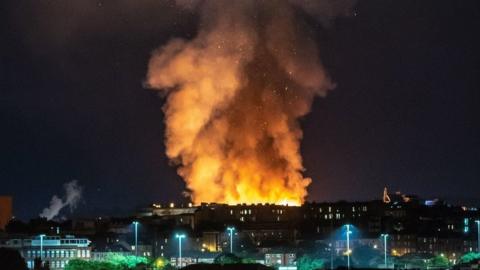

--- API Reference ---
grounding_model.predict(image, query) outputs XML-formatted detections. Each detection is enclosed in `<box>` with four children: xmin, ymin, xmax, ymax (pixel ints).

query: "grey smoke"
<box><xmin>40</xmin><ymin>180</ymin><xmax>83</xmax><ymax>220</ymax></box>
<box><xmin>176</xmin><ymin>0</ymin><xmax>357</xmax><ymax>26</ymax></box>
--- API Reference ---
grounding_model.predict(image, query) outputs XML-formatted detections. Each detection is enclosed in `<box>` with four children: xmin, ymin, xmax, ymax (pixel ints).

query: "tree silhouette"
<box><xmin>0</xmin><ymin>247</ymin><xmax>28</xmax><ymax>270</ymax></box>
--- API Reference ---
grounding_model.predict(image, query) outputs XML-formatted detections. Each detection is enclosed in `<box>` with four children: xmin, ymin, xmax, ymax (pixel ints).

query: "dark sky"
<box><xmin>1</xmin><ymin>0</ymin><xmax>479</xmax><ymax>220</ymax></box>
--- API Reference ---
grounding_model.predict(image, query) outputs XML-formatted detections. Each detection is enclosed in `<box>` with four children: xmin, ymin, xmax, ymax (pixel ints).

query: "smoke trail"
<box><xmin>146</xmin><ymin>0</ymin><xmax>355</xmax><ymax>205</ymax></box>
<box><xmin>40</xmin><ymin>180</ymin><xmax>82</xmax><ymax>220</ymax></box>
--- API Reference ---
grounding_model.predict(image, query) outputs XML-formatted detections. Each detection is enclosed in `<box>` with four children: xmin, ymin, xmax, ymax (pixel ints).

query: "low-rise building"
<box><xmin>0</xmin><ymin>235</ymin><xmax>91</xmax><ymax>270</ymax></box>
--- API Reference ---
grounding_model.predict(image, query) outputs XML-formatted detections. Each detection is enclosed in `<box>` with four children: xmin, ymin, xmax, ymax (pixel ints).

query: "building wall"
<box><xmin>0</xmin><ymin>196</ymin><xmax>13</xmax><ymax>230</ymax></box>
<box><xmin>1</xmin><ymin>235</ymin><xmax>91</xmax><ymax>270</ymax></box>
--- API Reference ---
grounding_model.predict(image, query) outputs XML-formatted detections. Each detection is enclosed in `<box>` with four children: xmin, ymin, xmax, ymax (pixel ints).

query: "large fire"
<box><xmin>146</xmin><ymin>0</ymin><xmax>355</xmax><ymax>205</ymax></box>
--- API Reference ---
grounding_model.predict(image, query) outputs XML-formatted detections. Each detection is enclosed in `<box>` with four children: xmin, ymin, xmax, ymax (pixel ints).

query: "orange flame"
<box><xmin>146</xmin><ymin>1</ymin><xmax>348</xmax><ymax>205</ymax></box>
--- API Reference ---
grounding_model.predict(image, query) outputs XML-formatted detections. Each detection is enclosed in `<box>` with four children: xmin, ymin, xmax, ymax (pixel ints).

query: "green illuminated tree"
<box><xmin>104</xmin><ymin>254</ymin><xmax>149</xmax><ymax>268</ymax></box>
<box><xmin>241</xmin><ymin>257</ymin><xmax>257</xmax><ymax>264</ymax></box>
<box><xmin>459</xmin><ymin>252</ymin><xmax>480</xmax><ymax>263</ymax></box>
<box><xmin>297</xmin><ymin>255</ymin><xmax>324</xmax><ymax>270</ymax></box>
<box><xmin>214</xmin><ymin>253</ymin><xmax>242</xmax><ymax>264</ymax></box>
<box><xmin>427</xmin><ymin>255</ymin><xmax>449</xmax><ymax>269</ymax></box>
<box><xmin>65</xmin><ymin>259</ymin><xmax>120</xmax><ymax>270</ymax></box>
<box><xmin>66</xmin><ymin>255</ymin><xmax>149</xmax><ymax>270</ymax></box>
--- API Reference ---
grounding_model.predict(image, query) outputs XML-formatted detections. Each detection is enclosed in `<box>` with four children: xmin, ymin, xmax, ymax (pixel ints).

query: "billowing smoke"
<box><xmin>40</xmin><ymin>180</ymin><xmax>83</xmax><ymax>220</ymax></box>
<box><xmin>146</xmin><ymin>0</ymin><xmax>355</xmax><ymax>205</ymax></box>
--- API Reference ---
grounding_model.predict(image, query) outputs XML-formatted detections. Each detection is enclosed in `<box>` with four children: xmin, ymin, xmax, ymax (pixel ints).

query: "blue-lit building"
<box><xmin>1</xmin><ymin>235</ymin><xmax>91</xmax><ymax>269</ymax></box>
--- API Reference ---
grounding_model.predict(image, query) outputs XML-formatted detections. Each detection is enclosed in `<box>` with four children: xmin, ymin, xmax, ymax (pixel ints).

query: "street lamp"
<box><xmin>132</xmin><ymin>221</ymin><xmax>139</xmax><ymax>256</ymax></box>
<box><xmin>476</xmin><ymin>220</ymin><xmax>480</xmax><ymax>253</ymax></box>
<box><xmin>226</xmin><ymin>227</ymin><xmax>235</xmax><ymax>253</ymax></box>
<box><xmin>39</xmin><ymin>234</ymin><xmax>46</xmax><ymax>260</ymax></box>
<box><xmin>175</xmin><ymin>234</ymin><xmax>186</xmax><ymax>268</ymax></box>
<box><xmin>345</xmin><ymin>225</ymin><xmax>352</xmax><ymax>269</ymax></box>
<box><xmin>329</xmin><ymin>242</ymin><xmax>334</xmax><ymax>270</ymax></box>
<box><xmin>381</xmin><ymin>234</ymin><xmax>389</xmax><ymax>268</ymax></box>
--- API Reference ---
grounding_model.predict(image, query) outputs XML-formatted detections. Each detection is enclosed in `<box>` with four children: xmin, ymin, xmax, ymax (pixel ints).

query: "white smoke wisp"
<box><xmin>40</xmin><ymin>180</ymin><xmax>83</xmax><ymax>220</ymax></box>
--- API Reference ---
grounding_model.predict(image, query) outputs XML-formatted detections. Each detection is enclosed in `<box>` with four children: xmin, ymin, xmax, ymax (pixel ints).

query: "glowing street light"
<box><xmin>132</xmin><ymin>221</ymin><xmax>139</xmax><ymax>256</ymax></box>
<box><xmin>345</xmin><ymin>224</ymin><xmax>352</xmax><ymax>269</ymax></box>
<box><xmin>39</xmin><ymin>234</ymin><xmax>46</xmax><ymax>260</ymax></box>
<box><xmin>476</xmin><ymin>220</ymin><xmax>480</xmax><ymax>253</ymax></box>
<box><xmin>175</xmin><ymin>234</ymin><xmax>186</xmax><ymax>268</ymax></box>
<box><xmin>226</xmin><ymin>227</ymin><xmax>235</xmax><ymax>253</ymax></box>
<box><xmin>381</xmin><ymin>234</ymin><xmax>389</xmax><ymax>267</ymax></box>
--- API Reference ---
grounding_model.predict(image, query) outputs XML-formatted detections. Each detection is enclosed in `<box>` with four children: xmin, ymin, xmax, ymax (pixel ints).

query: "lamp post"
<box><xmin>346</xmin><ymin>225</ymin><xmax>352</xmax><ymax>269</ymax></box>
<box><xmin>132</xmin><ymin>221</ymin><xmax>139</xmax><ymax>256</ymax></box>
<box><xmin>476</xmin><ymin>220</ymin><xmax>480</xmax><ymax>253</ymax></box>
<box><xmin>39</xmin><ymin>234</ymin><xmax>46</xmax><ymax>260</ymax></box>
<box><xmin>175</xmin><ymin>234</ymin><xmax>186</xmax><ymax>268</ymax></box>
<box><xmin>381</xmin><ymin>234</ymin><xmax>389</xmax><ymax>267</ymax></box>
<box><xmin>329</xmin><ymin>242</ymin><xmax>334</xmax><ymax>270</ymax></box>
<box><xmin>226</xmin><ymin>227</ymin><xmax>235</xmax><ymax>253</ymax></box>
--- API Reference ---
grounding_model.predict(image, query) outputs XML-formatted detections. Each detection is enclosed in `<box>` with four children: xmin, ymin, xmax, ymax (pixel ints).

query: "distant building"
<box><xmin>0</xmin><ymin>196</ymin><xmax>13</xmax><ymax>230</ymax></box>
<box><xmin>169</xmin><ymin>251</ymin><xmax>219</xmax><ymax>268</ymax></box>
<box><xmin>264</xmin><ymin>251</ymin><xmax>296</xmax><ymax>267</ymax></box>
<box><xmin>90</xmin><ymin>241</ymin><xmax>132</xmax><ymax>261</ymax></box>
<box><xmin>0</xmin><ymin>235</ymin><xmax>91</xmax><ymax>270</ymax></box>
<box><xmin>326</xmin><ymin>238</ymin><xmax>382</xmax><ymax>256</ymax></box>
<box><xmin>134</xmin><ymin>196</ymin><xmax>479</xmax><ymax>261</ymax></box>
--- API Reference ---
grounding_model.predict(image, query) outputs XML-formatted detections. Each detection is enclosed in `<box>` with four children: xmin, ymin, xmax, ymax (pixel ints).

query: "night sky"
<box><xmin>1</xmin><ymin>0</ymin><xmax>479</xmax><ymax>220</ymax></box>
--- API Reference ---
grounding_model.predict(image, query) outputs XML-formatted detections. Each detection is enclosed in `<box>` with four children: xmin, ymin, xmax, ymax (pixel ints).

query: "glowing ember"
<box><xmin>146</xmin><ymin>0</ymin><xmax>355</xmax><ymax>205</ymax></box>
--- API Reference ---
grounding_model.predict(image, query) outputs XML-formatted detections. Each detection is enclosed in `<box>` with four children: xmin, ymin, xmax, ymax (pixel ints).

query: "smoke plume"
<box><xmin>40</xmin><ymin>180</ymin><xmax>83</xmax><ymax>220</ymax></box>
<box><xmin>146</xmin><ymin>0</ymin><xmax>355</xmax><ymax>205</ymax></box>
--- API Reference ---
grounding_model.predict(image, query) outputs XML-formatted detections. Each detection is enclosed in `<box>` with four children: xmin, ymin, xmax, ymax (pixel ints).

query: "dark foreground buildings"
<box><xmin>1</xmin><ymin>190</ymin><xmax>479</xmax><ymax>269</ymax></box>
